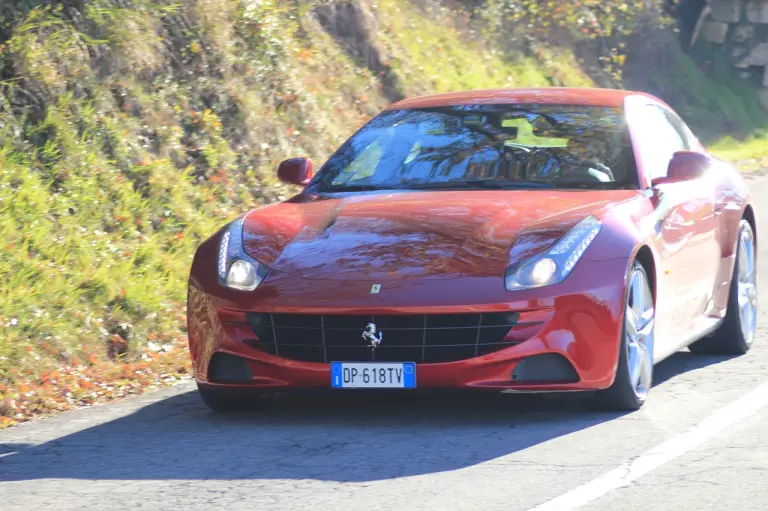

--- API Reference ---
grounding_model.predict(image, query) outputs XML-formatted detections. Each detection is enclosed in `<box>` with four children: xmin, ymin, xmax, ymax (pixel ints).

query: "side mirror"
<box><xmin>277</xmin><ymin>157</ymin><xmax>313</xmax><ymax>187</ymax></box>
<box><xmin>650</xmin><ymin>151</ymin><xmax>710</xmax><ymax>187</ymax></box>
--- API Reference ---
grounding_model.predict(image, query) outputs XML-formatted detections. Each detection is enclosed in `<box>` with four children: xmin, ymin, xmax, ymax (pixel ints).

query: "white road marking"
<box><xmin>527</xmin><ymin>379</ymin><xmax>768</xmax><ymax>511</ymax></box>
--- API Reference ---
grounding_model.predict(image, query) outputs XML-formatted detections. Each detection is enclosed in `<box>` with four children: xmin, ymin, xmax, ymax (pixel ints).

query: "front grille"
<box><xmin>243</xmin><ymin>312</ymin><xmax>525</xmax><ymax>364</ymax></box>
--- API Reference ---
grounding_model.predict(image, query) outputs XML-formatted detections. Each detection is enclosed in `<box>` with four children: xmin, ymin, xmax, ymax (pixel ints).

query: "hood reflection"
<box><xmin>242</xmin><ymin>189</ymin><xmax>635</xmax><ymax>281</ymax></box>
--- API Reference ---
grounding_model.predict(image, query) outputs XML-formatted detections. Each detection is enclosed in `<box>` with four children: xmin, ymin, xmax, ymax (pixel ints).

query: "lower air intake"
<box><xmin>511</xmin><ymin>353</ymin><xmax>580</xmax><ymax>383</ymax></box>
<box><xmin>208</xmin><ymin>352</ymin><xmax>253</xmax><ymax>383</ymax></box>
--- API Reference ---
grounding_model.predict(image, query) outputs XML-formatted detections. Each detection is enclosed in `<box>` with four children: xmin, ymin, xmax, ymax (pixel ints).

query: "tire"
<box><xmin>197</xmin><ymin>383</ymin><xmax>270</xmax><ymax>413</ymax></box>
<box><xmin>689</xmin><ymin>219</ymin><xmax>757</xmax><ymax>356</ymax></box>
<box><xmin>589</xmin><ymin>260</ymin><xmax>655</xmax><ymax>411</ymax></box>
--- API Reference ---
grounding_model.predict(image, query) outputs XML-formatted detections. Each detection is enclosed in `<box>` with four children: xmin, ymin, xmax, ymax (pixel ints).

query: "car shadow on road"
<box><xmin>0</xmin><ymin>390</ymin><xmax>625</xmax><ymax>483</ymax></box>
<box><xmin>0</xmin><ymin>443</ymin><xmax>31</xmax><ymax>456</ymax></box>
<box><xmin>0</xmin><ymin>350</ymin><xmax>734</xmax><ymax>484</ymax></box>
<box><xmin>652</xmin><ymin>349</ymin><xmax>738</xmax><ymax>388</ymax></box>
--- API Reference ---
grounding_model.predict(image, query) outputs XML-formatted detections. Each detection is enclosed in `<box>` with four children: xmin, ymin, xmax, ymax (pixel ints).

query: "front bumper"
<box><xmin>187</xmin><ymin>257</ymin><xmax>631</xmax><ymax>393</ymax></box>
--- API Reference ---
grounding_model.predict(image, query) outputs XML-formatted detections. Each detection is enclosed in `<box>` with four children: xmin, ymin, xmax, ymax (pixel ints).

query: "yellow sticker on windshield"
<box><xmin>502</xmin><ymin>118</ymin><xmax>569</xmax><ymax>148</ymax></box>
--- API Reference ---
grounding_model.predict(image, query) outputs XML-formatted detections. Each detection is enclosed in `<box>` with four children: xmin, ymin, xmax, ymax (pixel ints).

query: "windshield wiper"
<box><xmin>552</xmin><ymin>181</ymin><xmax>625</xmax><ymax>190</ymax></box>
<box><xmin>317</xmin><ymin>180</ymin><xmax>625</xmax><ymax>193</ymax></box>
<box><xmin>319</xmin><ymin>184</ymin><xmax>399</xmax><ymax>192</ymax></box>
<box><xmin>406</xmin><ymin>179</ymin><xmax>554</xmax><ymax>190</ymax></box>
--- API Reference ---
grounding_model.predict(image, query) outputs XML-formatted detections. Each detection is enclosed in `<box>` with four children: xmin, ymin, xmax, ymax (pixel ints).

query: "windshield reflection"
<box><xmin>306</xmin><ymin>104</ymin><xmax>639</xmax><ymax>194</ymax></box>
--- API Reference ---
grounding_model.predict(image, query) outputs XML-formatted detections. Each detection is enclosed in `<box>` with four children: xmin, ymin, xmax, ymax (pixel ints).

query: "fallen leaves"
<box><xmin>0</xmin><ymin>337</ymin><xmax>192</xmax><ymax>429</ymax></box>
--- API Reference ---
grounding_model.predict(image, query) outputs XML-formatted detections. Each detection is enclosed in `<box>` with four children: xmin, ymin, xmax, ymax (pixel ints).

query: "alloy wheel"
<box><xmin>625</xmin><ymin>266</ymin><xmax>655</xmax><ymax>400</ymax></box>
<box><xmin>737</xmin><ymin>224</ymin><xmax>758</xmax><ymax>346</ymax></box>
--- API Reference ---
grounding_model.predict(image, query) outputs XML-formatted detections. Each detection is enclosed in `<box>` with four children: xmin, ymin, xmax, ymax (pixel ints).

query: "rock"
<box><xmin>737</xmin><ymin>42</ymin><xmax>768</xmax><ymax>67</ymax></box>
<box><xmin>759</xmin><ymin>88</ymin><xmax>768</xmax><ymax>111</ymax></box>
<box><xmin>746</xmin><ymin>0</ymin><xmax>768</xmax><ymax>22</ymax></box>
<box><xmin>732</xmin><ymin>23</ymin><xmax>756</xmax><ymax>42</ymax></box>
<box><xmin>702</xmin><ymin>21</ymin><xmax>730</xmax><ymax>43</ymax></box>
<box><xmin>710</xmin><ymin>0</ymin><xmax>742</xmax><ymax>22</ymax></box>
<box><xmin>733</xmin><ymin>45</ymin><xmax>750</xmax><ymax>64</ymax></box>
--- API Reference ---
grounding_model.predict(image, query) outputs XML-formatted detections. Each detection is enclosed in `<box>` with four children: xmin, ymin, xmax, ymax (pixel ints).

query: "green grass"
<box><xmin>648</xmin><ymin>44</ymin><xmax>768</xmax><ymax>170</ymax></box>
<box><xmin>709</xmin><ymin>132</ymin><xmax>768</xmax><ymax>171</ymax></box>
<box><xmin>0</xmin><ymin>0</ymin><xmax>388</xmax><ymax>393</ymax></box>
<box><xmin>374</xmin><ymin>0</ymin><xmax>595</xmax><ymax>94</ymax></box>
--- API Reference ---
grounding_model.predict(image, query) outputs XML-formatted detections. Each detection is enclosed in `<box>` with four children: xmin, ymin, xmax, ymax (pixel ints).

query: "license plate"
<box><xmin>330</xmin><ymin>362</ymin><xmax>416</xmax><ymax>389</ymax></box>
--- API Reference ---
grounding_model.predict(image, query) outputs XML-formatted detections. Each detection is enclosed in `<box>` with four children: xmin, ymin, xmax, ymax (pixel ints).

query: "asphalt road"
<box><xmin>3</xmin><ymin>173</ymin><xmax>768</xmax><ymax>511</ymax></box>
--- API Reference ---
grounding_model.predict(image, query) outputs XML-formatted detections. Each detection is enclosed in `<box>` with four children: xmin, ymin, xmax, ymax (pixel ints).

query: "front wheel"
<box><xmin>589</xmin><ymin>260</ymin><xmax>655</xmax><ymax>411</ymax></box>
<box><xmin>689</xmin><ymin>219</ymin><xmax>757</xmax><ymax>355</ymax></box>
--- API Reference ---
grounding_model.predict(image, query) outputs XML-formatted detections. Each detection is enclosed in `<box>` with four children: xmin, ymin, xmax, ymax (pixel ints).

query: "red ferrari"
<box><xmin>187</xmin><ymin>87</ymin><xmax>758</xmax><ymax>412</ymax></box>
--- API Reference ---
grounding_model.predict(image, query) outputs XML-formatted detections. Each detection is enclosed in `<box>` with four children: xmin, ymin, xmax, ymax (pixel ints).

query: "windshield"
<box><xmin>305</xmin><ymin>104</ymin><xmax>639</xmax><ymax>193</ymax></box>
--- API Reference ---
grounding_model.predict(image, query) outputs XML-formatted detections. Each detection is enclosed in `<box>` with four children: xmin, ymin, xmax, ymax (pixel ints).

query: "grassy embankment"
<box><xmin>1</xmin><ymin>0</ymin><xmax>766</xmax><ymax>428</ymax></box>
<box><xmin>710</xmin><ymin>134</ymin><xmax>768</xmax><ymax>171</ymax></box>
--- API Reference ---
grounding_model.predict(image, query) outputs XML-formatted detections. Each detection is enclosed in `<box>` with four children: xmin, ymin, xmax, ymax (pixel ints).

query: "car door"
<box><xmin>662</xmin><ymin>108</ymin><xmax>722</xmax><ymax>315</ymax></box>
<box><xmin>628</xmin><ymin>102</ymin><xmax>720</xmax><ymax>347</ymax></box>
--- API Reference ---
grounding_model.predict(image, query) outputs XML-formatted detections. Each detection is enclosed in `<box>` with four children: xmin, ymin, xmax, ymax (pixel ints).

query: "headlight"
<box><xmin>505</xmin><ymin>216</ymin><xmax>601</xmax><ymax>290</ymax></box>
<box><xmin>217</xmin><ymin>218</ymin><xmax>270</xmax><ymax>291</ymax></box>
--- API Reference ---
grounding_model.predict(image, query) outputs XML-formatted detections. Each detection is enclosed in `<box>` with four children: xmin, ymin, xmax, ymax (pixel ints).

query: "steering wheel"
<box><xmin>523</xmin><ymin>148</ymin><xmax>564</xmax><ymax>180</ymax></box>
<box><xmin>556</xmin><ymin>159</ymin><xmax>615</xmax><ymax>183</ymax></box>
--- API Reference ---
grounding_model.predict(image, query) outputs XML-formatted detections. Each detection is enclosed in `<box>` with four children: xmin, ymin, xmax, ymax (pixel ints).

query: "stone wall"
<box><xmin>699</xmin><ymin>0</ymin><xmax>768</xmax><ymax>109</ymax></box>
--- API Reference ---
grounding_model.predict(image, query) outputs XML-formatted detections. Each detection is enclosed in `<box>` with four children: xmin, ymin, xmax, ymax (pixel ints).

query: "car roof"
<box><xmin>386</xmin><ymin>87</ymin><xmax>662</xmax><ymax>111</ymax></box>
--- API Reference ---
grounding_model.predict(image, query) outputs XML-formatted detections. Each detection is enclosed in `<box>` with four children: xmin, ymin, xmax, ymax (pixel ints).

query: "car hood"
<box><xmin>242</xmin><ymin>190</ymin><xmax>635</xmax><ymax>281</ymax></box>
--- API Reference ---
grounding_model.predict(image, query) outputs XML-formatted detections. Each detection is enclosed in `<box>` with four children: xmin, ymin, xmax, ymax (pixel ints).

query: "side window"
<box><xmin>632</xmin><ymin>105</ymin><xmax>687</xmax><ymax>181</ymax></box>
<box><xmin>664</xmin><ymin>110</ymin><xmax>699</xmax><ymax>151</ymax></box>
